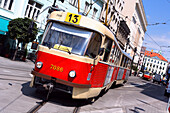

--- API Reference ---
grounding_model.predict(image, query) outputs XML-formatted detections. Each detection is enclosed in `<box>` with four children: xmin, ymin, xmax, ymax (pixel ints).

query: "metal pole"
<box><xmin>52</xmin><ymin>0</ymin><xmax>56</xmax><ymax>7</ymax></box>
<box><xmin>104</xmin><ymin>0</ymin><xmax>109</xmax><ymax>26</ymax></box>
<box><xmin>130</xmin><ymin>47</ymin><xmax>137</xmax><ymax>76</ymax></box>
<box><xmin>78</xmin><ymin>0</ymin><xmax>80</xmax><ymax>13</ymax></box>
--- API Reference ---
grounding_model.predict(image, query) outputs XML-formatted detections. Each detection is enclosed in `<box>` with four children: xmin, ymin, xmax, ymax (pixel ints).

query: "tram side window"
<box><xmin>111</xmin><ymin>45</ymin><xmax>118</xmax><ymax>64</ymax></box>
<box><xmin>124</xmin><ymin>57</ymin><xmax>128</xmax><ymax>68</ymax></box>
<box><xmin>85</xmin><ymin>32</ymin><xmax>102</xmax><ymax>58</ymax></box>
<box><xmin>120</xmin><ymin>55</ymin><xmax>126</xmax><ymax>67</ymax></box>
<box><xmin>127</xmin><ymin>58</ymin><xmax>131</xmax><ymax>69</ymax></box>
<box><xmin>117</xmin><ymin>50</ymin><xmax>122</xmax><ymax>65</ymax></box>
<box><xmin>109</xmin><ymin>41</ymin><xmax>115</xmax><ymax>63</ymax></box>
<box><xmin>111</xmin><ymin>44</ymin><xmax>121</xmax><ymax>66</ymax></box>
<box><xmin>124</xmin><ymin>57</ymin><xmax>129</xmax><ymax>68</ymax></box>
<box><xmin>102</xmin><ymin>37</ymin><xmax>113</xmax><ymax>62</ymax></box>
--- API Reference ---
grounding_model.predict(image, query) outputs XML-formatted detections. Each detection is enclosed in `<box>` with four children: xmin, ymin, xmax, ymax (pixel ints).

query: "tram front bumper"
<box><xmin>30</xmin><ymin>70</ymin><xmax>101</xmax><ymax>99</ymax></box>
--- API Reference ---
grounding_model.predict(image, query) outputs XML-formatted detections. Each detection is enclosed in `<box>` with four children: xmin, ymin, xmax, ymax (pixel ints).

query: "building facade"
<box><xmin>143</xmin><ymin>50</ymin><xmax>168</xmax><ymax>75</ymax></box>
<box><xmin>99</xmin><ymin>0</ymin><xmax>132</xmax><ymax>51</ymax></box>
<box><xmin>121</xmin><ymin>0</ymin><xmax>147</xmax><ymax>63</ymax></box>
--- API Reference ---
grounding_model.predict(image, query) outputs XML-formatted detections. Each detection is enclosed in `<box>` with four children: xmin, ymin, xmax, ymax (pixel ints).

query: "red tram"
<box><xmin>30</xmin><ymin>11</ymin><xmax>132</xmax><ymax>99</ymax></box>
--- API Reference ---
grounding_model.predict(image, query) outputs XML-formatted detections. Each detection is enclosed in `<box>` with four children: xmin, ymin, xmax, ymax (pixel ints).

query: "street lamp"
<box><xmin>130</xmin><ymin>47</ymin><xmax>137</xmax><ymax>76</ymax></box>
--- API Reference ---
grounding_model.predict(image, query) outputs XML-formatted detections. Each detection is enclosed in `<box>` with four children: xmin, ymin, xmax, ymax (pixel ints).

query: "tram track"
<box><xmin>0</xmin><ymin>65</ymin><xmax>32</xmax><ymax>82</ymax></box>
<box><xmin>0</xmin><ymin>73</ymin><xmax>31</xmax><ymax>82</ymax></box>
<box><xmin>0</xmin><ymin>65</ymin><xmax>32</xmax><ymax>72</ymax></box>
<box><xmin>27</xmin><ymin>100</ymin><xmax>81</xmax><ymax>113</ymax></box>
<box><xmin>27</xmin><ymin>100</ymin><xmax>47</xmax><ymax>113</ymax></box>
<box><xmin>73</xmin><ymin>106</ymin><xmax>81</xmax><ymax>113</ymax></box>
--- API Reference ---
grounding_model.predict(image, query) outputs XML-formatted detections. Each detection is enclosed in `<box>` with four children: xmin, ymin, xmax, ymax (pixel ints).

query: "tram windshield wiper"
<box><xmin>65</xmin><ymin>48</ymin><xmax>71</xmax><ymax>54</ymax></box>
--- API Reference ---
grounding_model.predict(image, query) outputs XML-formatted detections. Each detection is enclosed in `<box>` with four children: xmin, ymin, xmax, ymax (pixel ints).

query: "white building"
<box><xmin>143</xmin><ymin>50</ymin><xmax>168</xmax><ymax>75</ymax></box>
<box><xmin>0</xmin><ymin>0</ymin><xmax>104</xmax><ymax>54</ymax></box>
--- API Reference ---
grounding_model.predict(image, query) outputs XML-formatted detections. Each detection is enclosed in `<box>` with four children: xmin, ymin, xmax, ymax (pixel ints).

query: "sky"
<box><xmin>142</xmin><ymin>0</ymin><xmax>170</xmax><ymax>62</ymax></box>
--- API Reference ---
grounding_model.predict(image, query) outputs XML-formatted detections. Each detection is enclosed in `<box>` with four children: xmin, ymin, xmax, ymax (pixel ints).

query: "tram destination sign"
<box><xmin>65</xmin><ymin>12</ymin><xmax>82</xmax><ymax>25</ymax></box>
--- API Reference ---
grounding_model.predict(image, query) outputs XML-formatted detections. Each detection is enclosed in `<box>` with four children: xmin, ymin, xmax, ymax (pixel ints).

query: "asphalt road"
<box><xmin>0</xmin><ymin>57</ymin><xmax>168</xmax><ymax>113</ymax></box>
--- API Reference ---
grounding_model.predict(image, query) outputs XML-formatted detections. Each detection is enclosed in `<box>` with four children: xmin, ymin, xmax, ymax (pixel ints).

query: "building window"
<box><xmin>164</xmin><ymin>63</ymin><xmax>166</xmax><ymax>65</ymax></box>
<box><xmin>83</xmin><ymin>1</ymin><xmax>89</xmax><ymax>14</ymax></box>
<box><xmin>117</xmin><ymin>0</ymin><xmax>120</xmax><ymax>4</ymax></box>
<box><xmin>0</xmin><ymin>0</ymin><xmax>14</xmax><ymax>10</ymax></box>
<box><xmin>119</xmin><ymin>3</ymin><xmax>121</xmax><ymax>8</ymax></box>
<box><xmin>92</xmin><ymin>8</ymin><xmax>98</xmax><ymax>19</ymax></box>
<box><xmin>156</xmin><ymin>65</ymin><xmax>158</xmax><ymax>68</ymax></box>
<box><xmin>147</xmin><ymin>63</ymin><xmax>149</xmax><ymax>66</ymax></box>
<box><xmin>151</xmin><ymin>60</ymin><xmax>153</xmax><ymax>62</ymax></box>
<box><xmin>69</xmin><ymin>0</ymin><xmax>78</xmax><ymax>7</ymax></box>
<box><xmin>163</xmin><ymin>67</ymin><xmax>164</xmax><ymax>70</ymax></box>
<box><xmin>148</xmin><ymin>59</ymin><xmax>150</xmax><ymax>61</ymax></box>
<box><xmin>154</xmin><ymin>60</ymin><xmax>156</xmax><ymax>63</ymax></box>
<box><xmin>132</xmin><ymin>16</ymin><xmax>136</xmax><ymax>24</ymax></box>
<box><xmin>121</xmin><ymin>6</ymin><xmax>123</xmax><ymax>11</ymax></box>
<box><xmin>160</xmin><ymin>62</ymin><xmax>162</xmax><ymax>65</ymax></box>
<box><xmin>157</xmin><ymin>61</ymin><xmax>159</xmax><ymax>64</ymax></box>
<box><xmin>25</xmin><ymin>0</ymin><xmax>43</xmax><ymax>20</ymax></box>
<box><xmin>150</xmin><ymin>63</ymin><xmax>152</xmax><ymax>67</ymax></box>
<box><xmin>153</xmin><ymin>64</ymin><xmax>155</xmax><ymax>68</ymax></box>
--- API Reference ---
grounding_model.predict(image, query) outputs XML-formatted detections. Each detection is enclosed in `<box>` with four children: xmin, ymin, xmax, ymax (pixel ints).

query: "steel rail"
<box><xmin>27</xmin><ymin>101</ymin><xmax>47</xmax><ymax>113</ymax></box>
<box><xmin>73</xmin><ymin>106</ymin><xmax>81</xmax><ymax>113</ymax></box>
<box><xmin>0</xmin><ymin>65</ymin><xmax>32</xmax><ymax>72</ymax></box>
<box><xmin>27</xmin><ymin>101</ymin><xmax>81</xmax><ymax>113</ymax></box>
<box><xmin>0</xmin><ymin>78</ymin><xmax>30</xmax><ymax>82</ymax></box>
<box><xmin>0</xmin><ymin>73</ymin><xmax>31</xmax><ymax>82</ymax></box>
<box><xmin>0</xmin><ymin>74</ymin><xmax>31</xmax><ymax>78</ymax></box>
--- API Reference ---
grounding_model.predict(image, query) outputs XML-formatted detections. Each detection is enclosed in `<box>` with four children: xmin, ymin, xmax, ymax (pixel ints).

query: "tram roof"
<box><xmin>48</xmin><ymin>11</ymin><xmax>132</xmax><ymax>60</ymax></box>
<box><xmin>48</xmin><ymin>11</ymin><xmax>108</xmax><ymax>36</ymax></box>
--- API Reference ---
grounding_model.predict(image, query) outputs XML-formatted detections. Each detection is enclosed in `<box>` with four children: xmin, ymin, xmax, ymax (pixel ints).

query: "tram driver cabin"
<box><xmin>30</xmin><ymin>11</ymin><xmax>132</xmax><ymax>99</ymax></box>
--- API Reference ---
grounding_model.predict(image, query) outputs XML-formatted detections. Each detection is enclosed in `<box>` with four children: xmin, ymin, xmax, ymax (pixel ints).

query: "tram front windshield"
<box><xmin>42</xmin><ymin>22</ymin><xmax>92</xmax><ymax>55</ymax></box>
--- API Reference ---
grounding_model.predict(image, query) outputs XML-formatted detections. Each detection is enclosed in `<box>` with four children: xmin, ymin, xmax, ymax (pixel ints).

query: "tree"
<box><xmin>8</xmin><ymin>17</ymin><xmax>38</xmax><ymax>60</ymax></box>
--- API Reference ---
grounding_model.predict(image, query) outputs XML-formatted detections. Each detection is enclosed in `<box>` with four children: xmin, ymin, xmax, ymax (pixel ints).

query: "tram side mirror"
<box><xmin>99</xmin><ymin>48</ymin><xmax>104</xmax><ymax>56</ymax></box>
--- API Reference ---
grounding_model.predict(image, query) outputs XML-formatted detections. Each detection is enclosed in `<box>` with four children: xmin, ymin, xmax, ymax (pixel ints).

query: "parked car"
<box><xmin>162</xmin><ymin>74</ymin><xmax>168</xmax><ymax>85</ymax></box>
<box><xmin>152</xmin><ymin>73</ymin><xmax>162</xmax><ymax>84</ymax></box>
<box><xmin>137</xmin><ymin>72</ymin><xmax>143</xmax><ymax>77</ymax></box>
<box><xmin>164</xmin><ymin>80</ymin><xmax>170</xmax><ymax>96</ymax></box>
<box><xmin>164</xmin><ymin>66</ymin><xmax>170</xmax><ymax>96</ymax></box>
<box><xmin>142</xmin><ymin>71</ymin><xmax>152</xmax><ymax>80</ymax></box>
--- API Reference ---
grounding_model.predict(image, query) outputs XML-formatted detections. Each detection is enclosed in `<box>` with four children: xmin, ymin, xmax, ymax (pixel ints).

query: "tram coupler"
<box><xmin>44</xmin><ymin>83</ymin><xmax>54</xmax><ymax>101</ymax></box>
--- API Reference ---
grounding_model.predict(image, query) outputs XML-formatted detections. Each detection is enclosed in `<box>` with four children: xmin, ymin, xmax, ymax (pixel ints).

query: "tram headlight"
<box><xmin>69</xmin><ymin>71</ymin><xmax>76</xmax><ymax>78</ymax></box>
<box><xmin>36</xmin><ymin>62</ymin><xmax>43</xmax><ymax>69</ymax></box>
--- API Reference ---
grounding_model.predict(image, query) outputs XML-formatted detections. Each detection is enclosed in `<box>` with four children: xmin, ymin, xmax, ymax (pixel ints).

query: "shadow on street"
<box><xmin>130</xmin><ymin>78</ymin><xmax>168</xmax><ymax>103</ymax></box>
<box><xmin>21</xmin><ymin>82</ymin><xmax>97</xmax><ymax>107</ymax></box>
